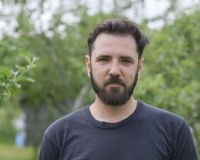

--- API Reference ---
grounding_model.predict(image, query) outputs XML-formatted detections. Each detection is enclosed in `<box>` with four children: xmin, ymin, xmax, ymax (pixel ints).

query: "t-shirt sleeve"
<box><xmin>39</xmin><ymin>134</ymin><xmax>60</xmax><ymax>160</ymax></box>
<box><xmin>173</xmin><ymin>121</ymin><xmax>198</xmax><ymax>160</ymax></box>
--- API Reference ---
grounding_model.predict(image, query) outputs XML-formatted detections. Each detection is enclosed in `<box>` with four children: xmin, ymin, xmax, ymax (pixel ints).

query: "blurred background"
<box><xmin>0</xmin><ymin>0</ymin><xmax>199</xmax><ymax>159</ymax></box>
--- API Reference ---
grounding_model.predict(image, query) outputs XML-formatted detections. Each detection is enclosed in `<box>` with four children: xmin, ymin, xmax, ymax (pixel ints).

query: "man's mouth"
<box><xmin>106</xmin><ymin>83</ymin><xmax>123</xmax><ymax>87</ymax></box>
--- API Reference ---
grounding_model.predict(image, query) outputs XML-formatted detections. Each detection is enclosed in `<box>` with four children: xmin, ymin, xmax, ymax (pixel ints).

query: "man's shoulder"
<box><xmin>138</xmin><ymin>101</ymin><xmax>185</xmax><ymax>125</ymax></box>
<box><xmin>138</xmin><ymin>101</ymin><xmax>189</xmax><ymax>136</ymax></box>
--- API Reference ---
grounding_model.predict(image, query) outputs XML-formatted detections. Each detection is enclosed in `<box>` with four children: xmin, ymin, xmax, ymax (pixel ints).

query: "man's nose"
<box><xmin>108</xmin><ymin>61</ymin><xmax>121</xmax><ymax>76</ymax></box>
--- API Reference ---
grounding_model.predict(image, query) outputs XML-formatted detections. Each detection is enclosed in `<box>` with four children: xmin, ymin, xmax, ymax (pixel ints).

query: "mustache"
<box><xmin>105</xmin><ymin>76</ymin><xmax>125</xmax><ymax>86</ymax></box>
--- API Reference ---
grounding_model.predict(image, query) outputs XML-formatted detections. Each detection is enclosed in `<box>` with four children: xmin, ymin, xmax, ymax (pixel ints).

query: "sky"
<box><xmin>0</xmin><ymin>0</ymin><xmax>199</xmax><ymax>38</ymax></box>
<box><xmin>82</xmin><ymin>0</ymin><xmax>200</xmax><ymax>28</ymax></box>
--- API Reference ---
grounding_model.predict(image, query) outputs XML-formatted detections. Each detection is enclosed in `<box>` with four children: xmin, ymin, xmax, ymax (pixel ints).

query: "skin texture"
<box><xmin>86</xmin><ymin>33</ymin><xmax>144</xmax><ymax>123</ymax></box>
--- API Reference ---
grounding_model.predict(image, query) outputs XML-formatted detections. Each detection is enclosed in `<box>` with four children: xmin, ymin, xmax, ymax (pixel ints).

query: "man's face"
<box><xmin>86</xmin><ymin>33</ymin><xmax>143</xmax><ymax>106</ymax></box>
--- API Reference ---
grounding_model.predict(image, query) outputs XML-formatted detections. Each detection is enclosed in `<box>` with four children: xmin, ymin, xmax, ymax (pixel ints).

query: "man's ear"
<box><xmin>137</xmin><ymin>58</ymin><xmax>144</xmax><ymax>79</ymax></box>
<box><xmin>85</xmin><ymin>54</ymin><xmax>91</xmax><ymax>77</ymax></box>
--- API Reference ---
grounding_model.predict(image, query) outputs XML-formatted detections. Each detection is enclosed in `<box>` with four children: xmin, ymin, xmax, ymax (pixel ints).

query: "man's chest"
<box><xmin>59</xmin><ymin>127</ymin><xmax>172</xmax><ymax>160</ymax></box>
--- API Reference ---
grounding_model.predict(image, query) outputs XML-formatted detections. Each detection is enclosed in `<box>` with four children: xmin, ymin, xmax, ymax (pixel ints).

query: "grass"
<box><xmin>0</xmin><ymin>144</ymin><xmax>33</xmax><ymax>160</ymax></box>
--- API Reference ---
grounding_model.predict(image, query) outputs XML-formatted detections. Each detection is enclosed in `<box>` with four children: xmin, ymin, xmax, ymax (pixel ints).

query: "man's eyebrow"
<box><xmin>96</xmin><ymin>55</ymin><xmax>111</xmax><ymax>60</ymax></box>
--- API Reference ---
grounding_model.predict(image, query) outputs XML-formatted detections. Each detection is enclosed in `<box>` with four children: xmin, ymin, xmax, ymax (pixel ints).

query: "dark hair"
<box><xmin>87</xmin><ymin>19</ymin><xmax>149</xmax><ymax>59</ymax></box>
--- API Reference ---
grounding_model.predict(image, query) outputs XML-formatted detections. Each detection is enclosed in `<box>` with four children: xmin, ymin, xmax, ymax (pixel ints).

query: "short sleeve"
<box><xmin>172</xmin><ymin>121</ymin><xmax>198</xmax><ymax>160</ymax></box>
<box><xmin>39</xmin><ymin>134</ymin><xmax>60</xmax><ymax>160</ymax></box>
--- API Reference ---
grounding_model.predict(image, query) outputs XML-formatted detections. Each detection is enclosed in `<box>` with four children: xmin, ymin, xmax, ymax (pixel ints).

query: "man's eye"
<box><xmin>100</xmin><ymin>58</ymin><xmax>108</xmax><ymax>61</ymax></box>
<box><xmin>121</xmin><ymin>59</ymin><xmax>133</xmax><ymax>64</ymax></box>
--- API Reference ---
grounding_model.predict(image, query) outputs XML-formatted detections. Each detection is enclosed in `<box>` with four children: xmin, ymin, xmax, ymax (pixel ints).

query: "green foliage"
<box><xmin>0</xmin><ymin>108</ymin><xmax>17</xmax><ymax>144</ymax></box>
<box><xmin>0</xmin><ymin>57</ymin><xmax>38</xmax><ymax>99</ymax></box>
<box><xmin>139</xmin><ymin>9</ymin><xmax>200</xmax><ymax>116</ymax></box>
<box><xmin>0</xmin><ymin>53</ymin><xmax>38</xmax><ymax>101</ymax></box>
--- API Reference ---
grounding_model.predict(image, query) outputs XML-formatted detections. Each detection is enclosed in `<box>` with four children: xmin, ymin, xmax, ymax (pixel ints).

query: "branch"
<box><xmin>42</xmin><ymin>34</ymin><xmax>69</xmax><ymax>106</ymax></box>
<box><xmin>73</xmin><ymin>83</ymin><xmax>90</xmax><ymax>111</ymax></box>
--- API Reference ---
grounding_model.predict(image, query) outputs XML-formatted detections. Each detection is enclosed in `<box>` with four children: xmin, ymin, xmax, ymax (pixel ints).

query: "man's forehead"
<box><xmin>93</xmin><ymin>33</ymin><xmax>136</xmax><ymax>48</ymax></box>
<box><xmin>95</xmin><ymin>32</ymin><xmax>134</xmax><ymax>41</ymax></box>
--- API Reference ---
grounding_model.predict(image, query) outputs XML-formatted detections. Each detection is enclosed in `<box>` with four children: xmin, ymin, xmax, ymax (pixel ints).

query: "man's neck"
<box><xmin>89</xmin><ymin>97</ymin><xmax>137</xmax><ymax>123</ymax></box>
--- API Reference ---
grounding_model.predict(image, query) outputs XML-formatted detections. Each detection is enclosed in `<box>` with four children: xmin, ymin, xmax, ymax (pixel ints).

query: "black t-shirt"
<box><xmin>39</xmin><ymin>101</ymin><xmax>198</xmax><ymax>160</ymax></box>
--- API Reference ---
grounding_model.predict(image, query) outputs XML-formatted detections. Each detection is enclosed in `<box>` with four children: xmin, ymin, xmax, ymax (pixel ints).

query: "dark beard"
<box><xmin>90</xmin><ymin>70</ymin><xmax>138</xmax><ymax>106</ymax></box>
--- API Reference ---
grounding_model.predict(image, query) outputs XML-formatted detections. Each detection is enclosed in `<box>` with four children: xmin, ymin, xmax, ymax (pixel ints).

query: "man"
<box><xmin>39</xmin><ymin>19</ymin><xmax>198</xmax><ymax>160</ymax></box>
